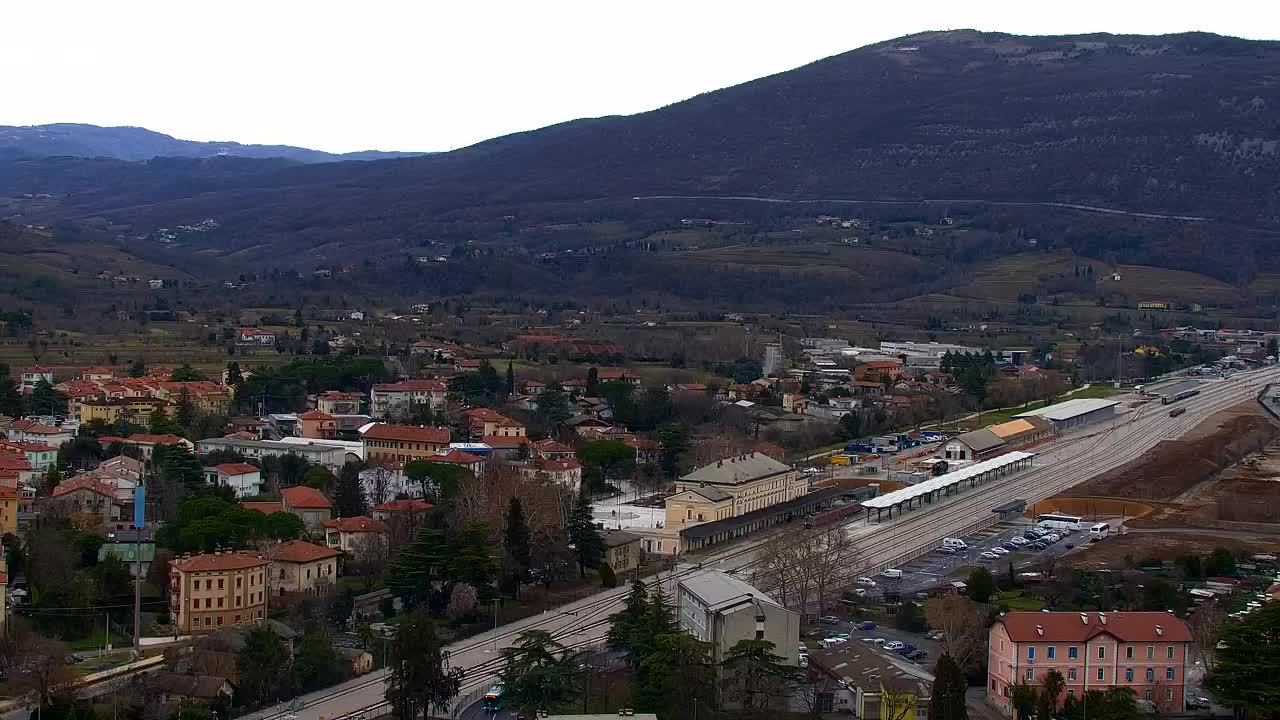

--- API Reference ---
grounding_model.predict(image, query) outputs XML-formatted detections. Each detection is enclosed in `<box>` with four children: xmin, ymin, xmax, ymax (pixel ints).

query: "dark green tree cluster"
<box><xmin>533</xmin><ymin>382</ymin><xmax>573</xmax><ymax>430</ymax></box>
<box><xmin>576</xmin><ymin>439</ymin><xmax>635</xmax><ymax>491</ymax></box>
<box><xmin>233</xmin><ymin>356</ymin><xmax>391</xmax><ymax>414</ymax></box>
<box><xmin>385</xmin><ymin>523</ymin><xmax>498</xmax><ymax>610</ymax></box>
<box><xmin>597</xmin><ymin>383</ymin><xmax>676</xmax><ymax>431</ymax></box>
<box><xmin>1209</xmin><ymin>601</ymin><xmax>1280</xmax><ymax>718</ymax></box>
<box><xmin>497</xmin><ymin>630</ymin><xmax>586</xmax><ymax>715</ymax></box>
<box><xmin>403</xmin><ymin>459</ymin><xmax>470</xmax><ymax>501</ymax></box>
<box><xmin>27</xmin><ymin>377</ymin><xmax>67</xmax><ymax>415</ymax></box>
<box><xmin>385</xmin><ymin>609</ymin><xmax>463</xmax><ymax>720</ymax></box>
<box><xmin>567</xmin><ymin>489</ymin><xmax>604</xmax><ymax>576</ymax></box>
<box><xmin>157</xmin><ymin>496</ymin><xmax>303</xmax><ymax>552</ymax></box>
<box><xmin>450</xmin><ymin>360</ymin><xmax>504</xmax><ymax>403</ymax></box>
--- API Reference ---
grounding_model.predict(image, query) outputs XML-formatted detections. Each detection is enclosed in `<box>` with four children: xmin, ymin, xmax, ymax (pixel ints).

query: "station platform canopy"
<box><xmin>861</xmin><ymin>451</ymin><xmax>1034</xmax><ymax>510</ymax></box>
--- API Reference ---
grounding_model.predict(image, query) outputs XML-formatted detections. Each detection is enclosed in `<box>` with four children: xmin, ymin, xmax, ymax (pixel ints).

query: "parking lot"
<box><xmin>877</xmin><ymin>521</ymin><xmax>1084</xmax><ymax>595</ymax></box>
<box><xmin>802</xmin><ymin>616</ymin><xmax>943</xmax><ymax>667</ymax></box>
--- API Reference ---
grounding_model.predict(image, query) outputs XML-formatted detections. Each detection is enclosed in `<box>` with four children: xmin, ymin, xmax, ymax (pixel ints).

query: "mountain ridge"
<box><xmin>0</xmin><ymin>122</ymin><xmax>427</xmax><ymax>163</ymax></box>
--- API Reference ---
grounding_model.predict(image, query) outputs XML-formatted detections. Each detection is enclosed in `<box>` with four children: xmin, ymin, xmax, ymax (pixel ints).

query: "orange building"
<box><xmin>169</xmin><ymin>551</ymin><xmax>269</xmax><ymax>633</ymax></box>
<box><xmin>298</xmin><ymin>410</ymin><xmax>337</xmax><ymax>440</ymax></box>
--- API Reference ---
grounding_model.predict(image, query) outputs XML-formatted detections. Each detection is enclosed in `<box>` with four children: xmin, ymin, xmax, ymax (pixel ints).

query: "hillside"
<box><xmin>0</xmin><ymin>123</ymin><xmax>426</xmax><ymax>163</ymax></box>
<box><xmin>0</xmin><ymin>30</ymin><xmax>1278</xmax><ymax>300</ymax></box>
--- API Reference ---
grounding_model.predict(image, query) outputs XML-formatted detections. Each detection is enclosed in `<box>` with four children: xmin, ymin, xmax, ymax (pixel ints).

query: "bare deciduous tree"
<box><xmin>1187</xmin><ymin>599</ymin><xmax>1223</xmax><ymax>672</ymax></box>
<box><xmin>924</xmin><ymin>595</ymin><xmax>987</xmax><ymax>669</ymax></box>
<box><xmin>755</xmin><ymin>525</ymin><xmax>861</xmax><ymax>617</ymax></box>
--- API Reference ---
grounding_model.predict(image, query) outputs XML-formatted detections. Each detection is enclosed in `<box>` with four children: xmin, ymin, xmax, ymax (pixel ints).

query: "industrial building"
<box><xmin>943</xmin><ymin>417</ymin><xmax>1054</xmax><ymax>461</ymax></box>
<box><xmin>676</xmin><ymin>568</ymin><xmax>800</xmax><ymax>666</ymax></box>
<box><xmin>1013</xmin><ymin>398</ymin><xmax>1119</xmax><ymax>431</ymax></box>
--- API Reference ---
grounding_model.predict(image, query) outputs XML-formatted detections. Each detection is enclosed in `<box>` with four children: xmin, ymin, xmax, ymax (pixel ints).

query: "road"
<box><xmin>240</xmin><ymin>367</ymin><xmax>1279</xmax><ymax>720</ymax></box>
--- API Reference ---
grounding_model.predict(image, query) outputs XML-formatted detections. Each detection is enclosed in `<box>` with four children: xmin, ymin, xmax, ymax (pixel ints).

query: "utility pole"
<box><xmin>133</xmin><ymin>467</ymin><xmax>145</xmax><ymax>657</ymax></box>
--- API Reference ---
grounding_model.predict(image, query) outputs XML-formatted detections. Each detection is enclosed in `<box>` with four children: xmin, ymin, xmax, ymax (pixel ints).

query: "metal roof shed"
<box><xmin>861</xmin><ymin>451</ymin><xmax>1034</xmax><ymax>521</ymax></box>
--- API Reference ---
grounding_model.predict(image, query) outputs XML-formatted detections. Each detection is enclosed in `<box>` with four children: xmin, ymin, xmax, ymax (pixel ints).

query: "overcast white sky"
<box><xmin>4</xmin><ymin>1</ymin><xmax>1276</xmax><ymax>153</ymax></box>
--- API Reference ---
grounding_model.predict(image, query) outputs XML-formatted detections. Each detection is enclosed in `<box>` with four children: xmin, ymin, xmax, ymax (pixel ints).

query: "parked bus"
<box><xmin>1036</xmin><ymin>513</ymin><xmax>1083</xmax><ymax>531</ymax></box>
<box><xmin>1089</xmin><ymin>523</ymin><xmax>1111</xmax><ymax>541</ymax></box>
<box><xmin>482</xmin><ymin>686</ymin><xmax>505</xmax><ymax>713</ymax></box>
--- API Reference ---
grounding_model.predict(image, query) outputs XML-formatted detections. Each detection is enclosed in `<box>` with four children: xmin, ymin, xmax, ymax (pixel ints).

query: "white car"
<box><xmin>873</xmin><ymin>638</ymin><xmax>887</xmax><ymax>645</ymax></box>
<box><xmin>856</xmin><ymin>577</ymin><xmax>878</xmax><ymax>587</ymax></box>
<box><xmin>883</xmin><ymin>641</ymin><xmax>906</xmax><ymax>651</ymax></box>
<box><xmin>820</xmin><ymin>637</ymin><xmax>846</xmax><ymax>648</ymax></box>
<box><xmin>1010</xmin><ymin>536</ymin><xmax>1029</xmax><ymax>546</ymax></box>
<box><xmin>1045</xmin><ymin>533</ymin><xmax>1061</xmax><ymax>543</ymax></box>
<box><xmin>980</xmin><ymin>551</ymin><xmax>1000</xmax><ymax>560</ymax></box>
<box><xmin>991</xmin><ymin>547</ymin><xmax>1010</xmax><ymax>556</ymax></box>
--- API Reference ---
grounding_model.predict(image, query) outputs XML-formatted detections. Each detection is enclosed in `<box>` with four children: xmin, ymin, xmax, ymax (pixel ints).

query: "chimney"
<box><xmin>1099</xmin><ymin>612</ymin><xmax>1107</xmax><ymax>625</ymax></box>
<box><xmin>1155</xmin><ymin>625</ymin><xmax>1163</xmax><ymax>636</ymax></box>
<box><xmin>1080</xmin><ymin>613</ymin><xmax>1088</xmax><ymax>624</ymax></box>
<box><xmin>1036</xmin><ymin>625</ymin><xmax>1044</xmax><ymax>637</ymax></box>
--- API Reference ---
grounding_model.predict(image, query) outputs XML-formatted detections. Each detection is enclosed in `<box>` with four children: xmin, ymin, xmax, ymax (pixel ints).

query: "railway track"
<box><xmin>254</xmin><ymin>370</ymin><xmax>1277</xmax><ymax>720</ymax></box>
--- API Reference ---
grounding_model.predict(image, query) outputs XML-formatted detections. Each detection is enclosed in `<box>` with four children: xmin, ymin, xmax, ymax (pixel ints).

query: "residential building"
<box><xmin>99</xmin><ymin>542</ymin><xmax>156</xmax><ymax>578</ymax></box>
<box><xmin>462</xmin><ymin>408</ymin><xmax>526</xmax><ymax>439</ymax></box>
<box><xmin>196</xmin><ymin>437</ymin><xmax>355</xmax><ymax>471</ymax></box>
<box><xmin>80</xmin><ymin>366</ymin><xmax>115</xmax><ymax>382</ymax></box>
<box><xmin>298</xmin><ymin>410</ymin><xmax>338</xmax><ymax>440</ymax></box>
<box><xmin>78</xmin><ymin>397</ymin><xmax>171</xmax><ymax>425</ymax></box>
<box><xmin>241</xmin><ymin>500</ymin><xmax>284</xmax><ymax>515</ymax></box>
<box><xmin>421</xmin><ymin>449</ymin><xmax>485</xmax><ymax>475</ymax></box>
<box><xmin>0</xmin><ymin>556</ymin><xmax>6</xmax><ymax>634</ymax></box>
<box><xmin>809</xmin><ymin>643</ymin><xmax>934</xmax><ymax>717</ymax></box>
<box><xmin>267</xmin><ymin>540</ymin><xmax>340</xmax><ymax>594</ymax></box>
<box><xmin>517</xmin><ymin>458</ymin><xmax>583</xmax><ymax>488</ymax></box>
<box><xmin>280</xmin><ymin>486</ymin><xmax>334</xmax><ymax>530</ymax></box>
<box><xmin>370</xmin><ymin>498</ymin><xmax>433</xmax><ymax>524</ymax></box>
<box><xmin>0</xmin><ymin>485</ymin><xmax>18</xmax><ymax>536</ymax></box>
<box><xmin>238</xmin><ymin>328</ymin><xmax>276</xmax><ymax>346</ymax></box>
<box><xmin>6</xmin><ymin>419</ymin><xmax>74</xmax><ymax>447</ymax></box>
<box><xmin>676</xmin><ymin>569</ymin><xmax>800</xmax><ymax>666</ymax></box>
<box><xmin>115</xmin><ymin>433</ymin><xmax>193</xmax><ymax>460</ymax></box>
<box><xmin>18</xmin><ymin>366</ymin><xmax>53</xmax><ymax>394</ymax></box>
<box><xmin>148</xmin><ymin>673</ymin><xmax>234</xmax><ymax>709</ymax></box>
<box><xmin>0</xmin><ymin>440</ymin><xmax>57</xmax><ymax>473</ymax></box>
<box><xmin>854</xmin><ymin>360</ymin><xmax>906</xmax><ymax>382</ymax></box>
<box><xmin>602</xmin><ymin>530</ymin><xmax>642</xmax><ymax>576</ymax></box>
<box><xmin>531</xmin><ymin>438</ymin><xmax>576</xmax><ymax>460</ymax></box>
<box><xmin>204</xmin><ymin>463</ymin><xmax>264</xmax><ymax>498</ymax></box>
<box><xmin>370</xmin><ymin>380</ymin><xmax>447</xmax><ymax>418</ymax></box>
<box><xmin>988</xmin><ymin>611</ymin><xmax>1192</xmax><ymax>715</ymax></box>
<box><xmin>360</xmin><ymin>423</ymin><xmax>451</xmax><ymax>465</ymax></box>
<box><xmin>52</xmin><ymin>476</ymin><xmax>121</xmax><ymax>526</ymax></box>
<box><xmin>597</xmin><ymin>368</ymin><xmax>641</xmax><ymax>386</ymax></box>
<box><xmin>314</xmin><ymin>391</ymin><xmax>363</xmax><ymax>415</ymax></box>
<box><xmin>170</xmin><ymin>551</ymin><xmax>269</xmax><ymax>633</ymax></box>
<box><xmin>322</xmin><ymin>516</ymin><xmax>387</xmax><ymax>552</ymax></box>
<box><xmin>481</xmin><ymin>434</ymin><xmax>530</xmax><ymax>459</ymax></box>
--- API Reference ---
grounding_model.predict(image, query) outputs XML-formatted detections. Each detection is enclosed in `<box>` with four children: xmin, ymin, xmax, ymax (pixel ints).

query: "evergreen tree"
<box><xmin>719</xmin><ymin>639</ymin><xmax>803</xmax><ymax>715</ymax></box>
<box><xmin>533</xmin><ymin>383</ymin><xmax>573</xmax><ymax>430</ymax></box>
<box><xmin>567</xmin><ymin>489</ymin><xmax>604</xmax><ymax>576</ymax></box>
<box><xmin>226</xmin><ymin>361</ymin><xmax>243</xmax><ymax>386</ymax></box>
<box><xmin>636</xmin><ymin>633</ymin><xmax>717</xmax><ymax>718</ymax></box>
<box><xmin>657</xmin><ymin>422</ymin><xmax>689</xmax><ymax>478</ymax></box>
<box><xmin>503</xmin><ymin>497</ymin><xmax>531</xmax><ymax>598</ymax></box>
<box><xmin>174</xmin><ymin>390</ymin><xmax>196</xmax><ymax>432</ymax></box>
<box><xmin>506</xmin><ymin>361</ymin><xmax>516</xmax><ymax>397</ymax></box>
<box><xmin>128</xmin><ymin>359</ymin><xmax>146</xmax><ymax>378</ymax></box>
<box><xmin>0</xmin><ymin>364</ymin><xmax>23</xmax><ymax>418</ymax></box>
<box><xmin>386</xmin><ymin>527</ymin><xmax>449</xmax><ymax>609</ymax></box>
<box><xmin>334</xmin><ymin>461</ymin><xmax>368</xmax><ymax>518</ymax></box>
<box><xmin>607</xmin><ymin>579</ymin><xmax>651</xmax><ymax>666</ymax></box>
<box><xmin>586</xmin><ymin>366</ymin><xmax>599</xmax><ymax>395</ymax></box>
<box><xmin>237</xmin><ymin>625</ymin><xmax>291</xmax><ymax>707</ymax></box>
<box><xmin>930</xmin><ymin>654</ymin><xmax>969</xmax><ymax>720</ymax></box>
<box><xmin>385</xmin><ymin>609</ymin><xmax>463</xmax><ymax>720</ymax></box>
<box><xmin>27</xmin><ymin>378</ymin><xmax>66</xmax><ymax>415</ymax></box>
<box><xmin>449</xmin><ymin>522</ymin><xmax>498</xmax><ymax>599</ymax></box>
<box><xmin>148</xmin><ymin>406</ymin><xmax>180</xmax><ymax>435</ymax></box>
<box><xmin>645</xmin><ymin>582</ymin><xmax>675</xmax><ymax>640</ymax></box>
<box><xmin>498</xmin><ymin>630</ymin><xmax>584</xmax><ymax>715</ymax></box>
<box><xmin>599</xmin><ymin>562</ymin><xmax>617</xmax><ymax>588</ymax></box>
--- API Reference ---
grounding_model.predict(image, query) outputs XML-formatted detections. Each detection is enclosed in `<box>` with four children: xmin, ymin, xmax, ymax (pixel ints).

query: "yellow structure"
<box><xmin>664</xmin><ymin>452</ymin><xmax>808</xmax><ymax>529</ymax></box>
<box><xmin>360</xmin><ymin>424</ymin><xmax>451</xmax><ymax>465</ymax></box>
<box><xmin>0</xmin><ymin>485</ymin><xmax>18</xmax><ymax>537</ymax></box>
<box><xmin>267</xmin><ymin>540</ymin><xmax>340</xmax><ymax>595</ymax></box>
<box><xmin>169</xmin><ymin>551</ymin><xmax>269</xmax><ymax>633</ymax></box>
<box><xmin>79</xmin><ymin>397</ymin><xmax>170</xmax><ymax>425</ymax></box>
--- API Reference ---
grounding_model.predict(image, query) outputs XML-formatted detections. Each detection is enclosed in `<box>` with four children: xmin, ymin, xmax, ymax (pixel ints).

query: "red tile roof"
<box><xmin>241</xmin><ymin>501</ymin><xmax>285</xmax><ymax>515</ymax></box>
<box><xmin>322</xmin><ymin>516</ymin><xmax>386</xmax><ymax>533</ymax></box>
<box><xmin>215</xmin><ymin>463</ymin><xmax>260</xmax><ymax>476</ymax></box>
<box><xmin>0</xmin><ymin>454</ymin><xmax>31</xmax><ymax>471</ymax></box>
<box><xmin>297</xmin><ymin>410</ymin><xmax>335</xmax><ymax>421</ymax></box>
<box><xmin>996</xmin><ymin>611</ymin><xmax>1192</xmax><ymax>644</ymax></box>
<box><xmin>173</xmin><ymin>551</ymin><xmax>270</xmax><ymax>572</ymax></box>
<box><xmin>481</xmin><ymin>435</ymin><xmax>530</xmax><ymax>449</ymax></box>
<box><xmin>81</xmin><ymin>366</ymin><xmax>114</xmax><ymax>375</ymax></box>
<box><xmin>52</xmin><ymin>475</ymin><xmax>116</xmax><ymax>498</ymax></box>
<box><xmin>859</xmin><ymin>360</ymin><xmax>903</xmax><ymax>369</ymax></box>
<box><xmin>373</xmin><ymin>380</ymin><xmax>446</xmax><ymax>392</ymax></box>
<box><xmin>537</xmin><ymin>458</ymin><xmax>581</xmax><ymax>472</ymax></box>
<box><xmin>126</xmin><ymin>433</ymin><xmax>186</xmax><ymax>445</ymax></box>
<box><xmin>361</xmin><ymin>423</ymin><xmax>450</xmax><ymax>445</ymax></box>
<box><xmin>0</xmin><ymin>440</ymin><xmax>56</xmax><ymax>452</ymax></box>
<box><xmin>281</xmin><ymin>485</ymin><xmax>333</xmax><ymax>510</ymax></box>
<box><xmin>429</xmin><ymin>449</ymin><xmax>484</xmax><ymax>465</ymax></box>
<box><xmin>532</xmin><ymin>438</ymin><xmax>574</xmax><ymax>454</ymax></box>
<box><xmin>268</xmin><ymin>540</ymin><xmax>340</xmax><ymax>563</ymax></box>
<box><xmin>10</xmin><ymin>421</ymin><xmax>65</xmax><ymax>435</ymax></box>
<box><xmin>371</xmin><ymin>498</ymin><xmax>433</xmax><ymax>513</ymax></box>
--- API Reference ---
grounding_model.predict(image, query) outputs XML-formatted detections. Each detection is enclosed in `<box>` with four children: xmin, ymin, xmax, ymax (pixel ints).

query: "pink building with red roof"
<box><xmin>988</xmin><ymin>611</ymin><xmax>1192</xmax><ymax>715</ymax></box>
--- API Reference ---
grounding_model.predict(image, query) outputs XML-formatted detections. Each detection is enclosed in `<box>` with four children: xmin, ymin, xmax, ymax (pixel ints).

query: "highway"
<box><xmin>239</xmin><ymin>367</ymin><xmax>1280</xmax><ymax>720</ymax></box>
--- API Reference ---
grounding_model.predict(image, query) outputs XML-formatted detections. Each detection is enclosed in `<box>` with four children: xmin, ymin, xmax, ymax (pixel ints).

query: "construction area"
<box><xmin>1050</xmin><ymin>399</ymin><xmax>1280</xmax><ymax>565</ymax></box>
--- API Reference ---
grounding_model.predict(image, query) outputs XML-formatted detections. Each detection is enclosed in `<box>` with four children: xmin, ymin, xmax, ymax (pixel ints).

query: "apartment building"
<box><xmin>370</xmin><ymin>380</ymin><xmax>447</xmax><ymax>418</ymax></box>
<box><xmin>676</xmin><ymin>568</ymin><xmax>800</xmax><ymax>666</ymax></box>
<box><xmin>266</xmin><ymin>540</ymin><xmax>340</xmax><ymax>594</ymax></box>
<box><xmin>169</xmin><ymin>551</ymin><xmax>269</xmax><ymax>633</ymax></box>
<box><xmin>360</xmin><ymin>423</ymin><xmax>451</xmax><ymax>465</ymax></box>
<box><xmin>988</xmin><ymin>611</ymin><xmax>1192</xmax><ymax>715</ymax></box>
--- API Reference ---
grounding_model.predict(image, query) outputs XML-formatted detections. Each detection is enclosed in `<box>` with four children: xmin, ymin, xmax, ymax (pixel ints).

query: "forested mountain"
<box><xmin>1</xmin><ymin>30</ymin><xmax>1278</xmax><ymax>291</ymax></box>
<box><xmin>0</xmin><ymin>123</ymin><xmax>425</xmax><ymax>163</ymax></box>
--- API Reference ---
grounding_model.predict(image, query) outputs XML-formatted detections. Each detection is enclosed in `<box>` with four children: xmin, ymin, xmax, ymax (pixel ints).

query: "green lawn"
<box><xmin>996</xmin><ymin>591</ymin><xmax>1045</xmax><ymax>611</ymax></box>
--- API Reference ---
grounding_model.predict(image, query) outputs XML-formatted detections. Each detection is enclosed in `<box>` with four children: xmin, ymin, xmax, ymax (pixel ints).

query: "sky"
<box><xmin>4</xmin><ymin>0</ymin><xmax>1277</xmax><ymax>154</ymax></box>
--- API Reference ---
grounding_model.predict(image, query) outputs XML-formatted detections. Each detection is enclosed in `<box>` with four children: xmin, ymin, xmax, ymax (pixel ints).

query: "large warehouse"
<box><xmin>1013</xmin><ymin>397</ymin><xmax>1119</xmax><ymax>431</ymax></box>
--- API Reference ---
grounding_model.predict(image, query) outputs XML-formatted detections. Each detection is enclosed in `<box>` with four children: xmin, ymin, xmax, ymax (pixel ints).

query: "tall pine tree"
<box><xmin>334</xmin><ymin>461</ymin><xmax>368</xmax><ymax>517</ymax></box>
<box><xmin>503</xmin><ymin>497</ymin><xmax>531</xmax><ymax>598</ymax></box>
<box><xmin>505</xmin><ymin>361</ymin><xmax>516</xmax><ymax>398</ymax></box>
<box><xmin>607</xmin><ymin>579</ymin><xmax>650</xmax><ymax>666</ymax></box>
<box><xmin>930</xmin><ymin>653</ymin><xmax>969</xmax><ymax>720</ymax></box>
<box><xmin>567</xmin><ymin>489</ymin><xmax>604</xmax><ymax>577</ymax></box>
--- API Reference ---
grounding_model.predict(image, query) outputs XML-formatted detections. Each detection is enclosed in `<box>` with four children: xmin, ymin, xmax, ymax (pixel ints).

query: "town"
<box><xmin>0</xmin><ymin>319</ymin><xmax>1277</xmax><ymax>720</ymax></box>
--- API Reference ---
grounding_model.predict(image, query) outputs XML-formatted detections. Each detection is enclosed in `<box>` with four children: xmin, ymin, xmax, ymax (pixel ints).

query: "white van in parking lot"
<box><xmin>1089</xmin><ymin>523</ymin><xmax>1110</xmax><ymax>541</ymax></box>
<box><xmin>881</xmin><ymin>569</ymin><xmax>904</xmax><ymax>579</ymax></box>
<box><xmin>942</xmin><ymin>537</ymin><xmax>968</xmax><ymax>550</ymax></box>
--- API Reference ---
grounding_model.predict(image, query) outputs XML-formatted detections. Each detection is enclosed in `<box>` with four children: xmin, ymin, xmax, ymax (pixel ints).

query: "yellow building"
<box><xmin>79</xmin><ymin>397</ymin><xmax>170</xmax><ymax>425</ymax></box>
<box><xmin>267</xmin><ymin>540</ymin><xmax>341</xmax><ymax>595</ymax></box>
<box><xmin>0</xmin><ymin>485</ymin><xmax>18</xmax><ymax>537</ymax></box>
<box><xmin>169</xmin><ymin>551</ymin><xmax>269</xmax><ymax>633</ymax></box>
<box><xmin>359</xmin><ymin>423</ymin><xmax>451</xmax><ymax>465</ymax></box>
<box><xmin>664</xmin><ymin>452</ymin><xmax>807</xmax><ymax>529</ymax></box>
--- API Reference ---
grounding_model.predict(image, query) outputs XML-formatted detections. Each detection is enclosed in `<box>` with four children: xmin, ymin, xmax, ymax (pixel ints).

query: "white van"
<box><xmin>1089</xmin><ymin>523</ymin><xmax>1110</xmax><ymax>541</ymax></box>
<box><xmin>881</xmin><ymin>569</ymin><xmax>904</xmax><ymax>579</ymax></box>
<box><xmin>942</xmin><ymin>537</ymin><xmax>968</xmax><ymax>550</ymax></box>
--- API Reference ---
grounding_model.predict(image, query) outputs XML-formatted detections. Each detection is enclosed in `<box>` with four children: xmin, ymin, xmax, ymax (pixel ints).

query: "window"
<box><xmin>991</xmin><ymin>680</ymin><xmax>997</xmax><ymax>691</ymax></box>
<box><xmin>205</xmin><ymin>617</ymin><xmax>211</xmax><ymax>627</ymax></box>
<box><xmin>1125</xmin><ymin>668</ymin><xmax>1134</xmax><ymax>682</ymax></box>
<box><xmin>1126</xmin><ymin>646</ymin><xmax>1134</xmax><ymax>659</ymax></box>
<box><xmin>236</xmin><ymin>597</ymin><xmax>242</xmax><ymax>607</ymax></box>
<box><xmin>1048</xmin><ymin>647</ymin><xmax>1056</xmax><ymax>659</ymax></box>
<box><xmin>217</xmin><ymin>598</ymin><xmax>224</xmax><ymax>608</ymax></box>
<box><xmin>1166</xmin><ymin>668</ymin><xmax>1175</xmax><ymax>681</ymax></box>
<box><xmin>237</xmin><ymin>577</ymin><xmax>242</xmax><ymax>588</ymax></box>
<box><xmin>216</xmin><ymin>616</ymin><xmax>223</xmax><ymax>626</ymax></box>
<box><xmin>1028</xmin><ymin>647</ymin><xmax>1036</xmax><ymax>660</ymax></box>
<box><xmin>1145</xmin><ymin>668</ymin><xmax>1154</xmax><ymax>682</ymax></box>
<box><xmin>192</xmin><ymin>600</ymin><xmax>199</xmax><ymax>610</ymax></box>
<box><xmin>1098</xmin><ymin>646</ymin><xmax>1106</xmax><ymax>660</ymax></box>
<box><xmin>1147</xmin><ymin>646</ymin><xmax>1154</xmax><ymax>660</ymax></box>
<box><xmin>218</xmin><ymin>579</ymin><xmax>224</xmax><ymax>590</ymax></box>
<box><xmin>1026</xmin><ymin>669</ymin><xmax>1034</xmax><ymax>681</ymax></box>
<box><xmin>205</xmin><ymin>598</ymin><xmax>212</xmax><ymax>609</ymax></box>
<box><xmin>1000</xmin><ymin>640</ymin><xmax>1005</xmax><ymax>652</ymax></box>
<box><xmin>1166</xmin><ymin>689</ymin><xmax>1173</xmax><ymax>702</ymax></box>
<box><xmin>1097</xmin><ymin>668</ymin><xmax>1105</xmax><ymax>681</ymax></box>
<box><xmin>1168</xmin><ymin>646</ymin><xmax>1176</xmax><ymax>659</ymax></box>
<box><xmin>1067</xmin><ymin>690</ymin><xmax>1075</xmax><ymax>698</ymax></box>
<box><xmin>1144</xmin><ymin>690</ymin><xmax>1152</xmax><ymax>701</ymax></box>
<box><xmin>1067</xmin><ymin>668</ymin><xmax>1077</xmax><ymax>681</ymax></box>
<box><xmin>1069</xmin><ymin>647</ymin><xmax>1078</xmax><ymax>659</ymax></box>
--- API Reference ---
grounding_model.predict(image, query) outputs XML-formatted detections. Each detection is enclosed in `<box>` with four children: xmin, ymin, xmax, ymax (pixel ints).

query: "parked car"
<box><xmin>1185</xmin><ymin>697</ymin><xmax>1212</xmax><ymax>710</ymax></box>
<box><xmin>873</xmin><ymin>638</ymin><xmax>887</xmax><ymax>646</ymax></box>
<box><xmin>819</xmin><ymin>636</ymin><xmax>847</xmax><ymax>648</ymax></box>
<box><xmin>820</xmin><ymin>615</ymin><xmax>842</xmax><ymax>625</ymax></box>
<box><xmin>937</xmin><ymin>546</ymin><xmax>958</xmax><ymax>555</ymax></box>
<box><xmin>856</xmin><ymin>577</ymin><xmax>878</xmax><ymax>587</ymax></box>
<box><xmin>991</xmin><ymin>547</ymin><xmax>1010</xmax><ymax>556</ymax></box>
<box><xmin>883</xmin><ymin>641</ymin><xmax>905</xmax><ymax>651</ymax></box>
<box><xmin>858</xmin><ymin>621</ymin><xmax>877</xmax><ymax>631</ymax></box>
<box><xmin>1027</xmin><ymin>542</ymin><xmax>1048</xmax><ymax>551</ymax></box>
<box><xmin>926</xmin><ymin>630</ymin><xmax>946</xmax><ymax>641</ymax></box>
<box><xmin>1011</xmin><ymin>536</ymin><xmax>1030</xmax><ymax>546</ymax></box>
<box><xmin>1045</xmin><ymin>533</ymin><xmax>1062</xmax><ymax>543</ymax></box>
<box><xmin>980</xmin><ymin>551</ymin><xmax>999</xmax><ymax>560</ymax></box>
<box><xmin>908</xmin><ymin>649</ymin><xmax>929</xmax><ymax>661</ymax></box>
<box><xmin>895</xmin><ymin>643</ymin><xmax>917</xmax><ymax>656</ymax></box>
<box><xmin>1065</xmin><ymin>542</ymin><xmax>1075</xmax><ymax>549</ymax></box>
<box><xmin>1002</xmin><ymin>541</ymin><xmax>1020</xmax><ymax>551</ymax></box>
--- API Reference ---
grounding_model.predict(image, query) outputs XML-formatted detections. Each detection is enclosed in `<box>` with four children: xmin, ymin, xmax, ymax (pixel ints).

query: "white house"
<box><xmin>204</xmin><ymin>463</ymin><xmax>264</xmax><ymax>498</ymax></box>
<box><xmin>18</xmin><ymin>366</ymin><xmax>53</xmax><ymax>394</ymax></box>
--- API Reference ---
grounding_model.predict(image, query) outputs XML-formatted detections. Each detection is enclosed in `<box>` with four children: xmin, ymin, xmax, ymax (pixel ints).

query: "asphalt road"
<box><xmin>237</xmin><ymin>368</ymin><xmax>1280</xmax><ymax>720</ymax></box>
